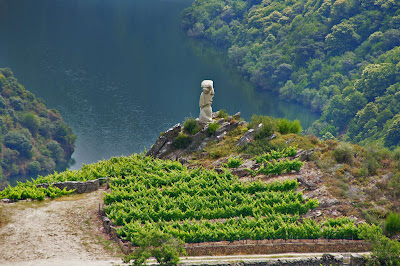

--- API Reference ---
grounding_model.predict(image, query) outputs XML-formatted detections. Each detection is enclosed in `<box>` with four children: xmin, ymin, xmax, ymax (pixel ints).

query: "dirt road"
<box><xmin>0</xmin><ymin>189</ymin><xmax>123</xmax><ymax>266</ymax></box>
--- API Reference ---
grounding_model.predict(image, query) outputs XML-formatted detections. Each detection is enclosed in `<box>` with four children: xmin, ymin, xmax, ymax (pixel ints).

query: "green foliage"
<box><xmin>276</xmin><ymin>119</ymin><xmax>302</xmax><ymax>134</ymax></box>
<box><xmin>22</xmin><ymin>113</ymin><xmax>40</xmax><ymax>136</ymax></box>
<box><xmin>46</xmin><ymin>141</ymin><xmax>65</xmax><ymax>162</ymax></box>
<box><xmin>27</xmin><ymin>161</ymin><xmax>41</xmax><ymax>174</ymax></box>
<box><xmin>226</xmin><ymin>156</ymin><xmax>242</xmax><ymax>168</ymax></box>
<box><xmin>173</xmin><ymin>133</ymin><xmax>191</xmax><ymax>149</ymax></box>
<box><xmin>385</xmin><ymin>213</ymin><xmax>400</xmax><ymax>237</ymax></box>
<box><xmin>123</xmin><ymin>230</ymin><xmax>185</xmax><ymax>266</ymax></box>
<box><xmin>360</xmin><ymin>225</ymin><xmax>400</xmax><ymax>265</ymax></box>
<box><xmin>0</xmin><ymin>182</ymin><xmax>73</xmax><ymax>201</ymax></box>
<box><xmin>217</xmin><ymin>109</ymin><xmax>228</xmax><ymax>118</ymax></box>
<box><xmin>208</xmin><ymin>122</ymin><xmax>219</xmax><ymax>134</ymax></box>
<box><xmin>254</xmin><ymin>147</ymin><xmax>297</xmax><ymax>163</ymax></box>
<box><xmin>333</xmin><ymin>142</ymin><xmax>354</xmax><ymax>164</ymax></box>
<box><xmin>258</xmin><ymin>159</ymin><xmax>303</xmax><ymax>176</ymax></box>
<box><xmin>182</xmin><ymin>0</ymin><xmax>400</xmax><ymax>146</ymax></box>
<box><xmin>4</xmin><ymin>131</ymin><xmax>32</xmax><ymax>157</ymax></box>
<box><xmin>0</xmin><ymin>68</ymin><xmax>76</xmax><ymax>178</ymax></box>
<box><xmin>183</xmin><ymin>117</ymin><xmax>200</xmax><ymax>135</ymax></box>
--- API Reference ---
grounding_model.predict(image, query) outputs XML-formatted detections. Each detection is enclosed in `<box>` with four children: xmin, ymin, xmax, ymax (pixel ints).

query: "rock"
<box><xmin>85</xmin><ymin>179</ymin><xmax>100</xmax><ymax>192</ymax></box>
<box><xmin>214</xmin><ymin>168</ymin><xmax>224</xmax><ymax>174</ymax></box>
<box><xmin>157</xmin><ymin>141</ymin><xmax>174</xmax><ymax>158</ymax></box>
<box><xmin>215</xmin><ymin>121</ymin><xmax>239</xmax><ymax>136</ymax></box>
<box><xmin>1</xmin><ymin>198</ymin><xmax>10</xmax><ymax>203</ymax></box>
<box><xmin>227</xmin><ymin>116</ymin><xmax>233</xmax><ymax>122</ymax></box>
<box><xmin>237</xmin><ymin>129</ymin><xmax>255</xmax><ymax>147</ymax></box>
<box><xmin>233</xmin><ymin>112</ymin><xmax>241</xmax><ymax>120</ymax></box>
<box><xmin>217</xmin><ymin>118</ymin><xmax>225</xmax><ymax>125</ymax></box>
<box><xmin>216</xmin><ymin>131</ymin><xmax>226</xmax><ymax>142</ymax></box>
<box><xmin>231</xmin><ymin>168</ymin><xmax>249</xmax><ymax>178</ymax></box>
<box><xmin>295</xmin><ymin>149</ymin><xmax>314</xmax><ymax>161</ymax></box>
<box><xmin>297</xmin><ymin>175</ymin><xmax>321</xmax><ymax>190</ymax></box>
<box><xmin>212</xmin><ymin>111</ymin><xmax>219</xmax><ymax>119</ymax></box>
<box><xmin>351</xmin><ymin>254</ymin><xmax>368</xmax><ymax>266</ymax></box>
<box><xmin>188</xmin><ymin>130</ymin><xmax>209</xmax><ymax>150</ymax></box>
<box><xmin>146</xmin><ymin>123</ymin><xmax>181</xmax><ymax>157</ymax></box>
<box><xmin>268</xmin><ymin>133</ymin><xmax>277</xmax><ymax>141</ymax></box>
<box><xmin>319</xmin><ymin>197</ymin><xmax>339</xmax><ymax>208</ymax></box>
<box><xmin>103</xmin><ymin>217</ymin><xmax>112</xmax><ymax>233</ymax></box>
<box><xmin>179</xmin><ymin>157</ymin><xmax>189</xmax><ymax>164</ymax></box>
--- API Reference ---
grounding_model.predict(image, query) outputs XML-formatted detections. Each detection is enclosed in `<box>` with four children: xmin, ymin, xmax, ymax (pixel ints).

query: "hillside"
<box><xmin>182</xmin><ymin>0</ymin><xmax>400</xmax><ymax>146</ymax></box>
<box><xmin>0</xmin><ymin>68</ymin><xmax>76</xmax><ymax>188</ymax></box>
<box><xmin>1</xmin><ymin>112</ymin><xmax>399</xmax><ymax>264</ymax></box>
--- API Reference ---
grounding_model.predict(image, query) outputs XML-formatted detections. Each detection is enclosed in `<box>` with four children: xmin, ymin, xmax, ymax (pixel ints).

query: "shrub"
<box><xmin>254</xmin><ymin>123</ymin><xmax>274</xmax><ymax>139</ymax></box>
<box><xmin>174</xmin><ymin>133</ymin><xmax>191</xmax><ymax>149</ymax></box>
<box><xmin>183</xmin><ymin>117</ymin><xmax>200</xmax><ymax>135</ymax></box>
<box><xmin>54</xmin><ymin>123</ymin><xmax>76</xmax><ymax>145</ymax></box>
<box><xmin>227</xmin><ymin>157</ymin><xmax>243</xmax><ymax>168</ymax></box>
<box><xmin>276</xmin><ymin>119</ymin><xmax>302</xmax><ymax>134</ymax></box>
<box><xmin>248</xmin><ymin>115</ymin><xmax>274</xmax><ymax>129</ymax></box>
<box><xmin>208</xmin><ymin>122</ymin><xmax>219</xmax><ymax>134</ymax></box>
<box><xmin>123</xmin><ymin>230</ymin><xmax>185</xmax><ymax>265</ymax></box>
<box><xmin>392</xmin><ymin>147</ymin><xmax>400</xmax><ymax>161</ymax></box>
<box><xmin>22</xmin><ymin>113</ymin><xmax>40</xmax><ymax>136</ymax></box>
<box><xmin>46</xmin><ymin>141</ymin><xmax>65</xmax><ymax>162</ymax></box>
<box><xmin>9</xmin><ymin>97</ymin><xmax>25</xmax><ymax>111</ymax></box>
<box><xmin>4</xmin><ymin>131</ymin><xmax>32</xmax><ymax>157</ymax></box>
<box><xmin>27</xmin><ymin>161</ymin><xmax>41</xmax><ymax>174</ymax></box>
<box><xmin>385</xmin><ymin>213</ymin><xmax>400</xmax><ymax>237</ymax></box>
<box><xmin>333</xmin><ymin>142</ymin><xmax>354</xmax><ymax>164</ymax></box>
<box><xmin>360</xmin><ymin>225</ymin><xmax>400</xmax><ymax>265</ymax></box>
<box><xmin>217</xmin><ymin>109</ymin><xmax>228</xmax><ymax>118</ymax></box>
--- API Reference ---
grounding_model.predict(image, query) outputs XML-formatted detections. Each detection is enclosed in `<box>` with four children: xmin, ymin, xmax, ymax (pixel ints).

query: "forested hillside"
<box><xmin>182</xmin><ymin>0</ymin><xmax>400</xmax><ymax>146</ymax></box>
<box><xmin>0</xmin><ymin>68</ymin><xmax>76</xmax><ymax>182</ymax></box>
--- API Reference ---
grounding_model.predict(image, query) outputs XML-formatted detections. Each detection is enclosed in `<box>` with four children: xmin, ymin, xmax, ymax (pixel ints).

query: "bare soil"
<box><xmin>0</xmin><ymin>189</ymin><xmax>124</xmax><ymax>266</ymax></box>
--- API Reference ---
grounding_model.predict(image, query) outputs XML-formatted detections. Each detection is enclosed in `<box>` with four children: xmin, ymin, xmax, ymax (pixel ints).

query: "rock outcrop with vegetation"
<box><xmin>182</xmin><ymin>0</ymin><xmax>400</xmax><ymax>147</ymax></box>
<box><xmin>0</xmin><ymin>68</ymin><xmax>76</xmax><ymax>187</ymax></box>
<box><xmin>1</xmin><ymin>112</ymin><xmax>399</xmax><ymax>264</ymax></box>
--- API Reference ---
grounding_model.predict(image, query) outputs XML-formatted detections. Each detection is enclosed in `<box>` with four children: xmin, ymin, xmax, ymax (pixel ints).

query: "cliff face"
<box><xmin>0</xmin><ymin>68</ymin><xmax>76</xmax><ymax>185</ymax></box>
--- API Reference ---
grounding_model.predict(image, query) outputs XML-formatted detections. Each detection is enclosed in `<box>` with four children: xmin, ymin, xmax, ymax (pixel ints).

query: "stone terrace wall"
<box><xmin>184</xmin><ymin>239</ymin><xmax>369</xmax><ymax>256</ymax></box>
<box><xmin>36</xmin><ymin>177</ymin><xmax>109</xmax><ymax>194</ymax></box>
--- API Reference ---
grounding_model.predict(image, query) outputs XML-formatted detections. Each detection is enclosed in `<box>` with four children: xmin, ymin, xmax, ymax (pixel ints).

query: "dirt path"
<box><xmin>0</xmin><ymin>189</ymin><xmax>124</xmax><ymax>266</ymax></box>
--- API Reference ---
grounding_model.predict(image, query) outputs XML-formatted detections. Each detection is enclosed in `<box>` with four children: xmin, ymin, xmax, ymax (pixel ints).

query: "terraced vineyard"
<box><xmin>1</xmin><ymin>154</ymin><xmax>369</xmax><ymax>245</ymax></box>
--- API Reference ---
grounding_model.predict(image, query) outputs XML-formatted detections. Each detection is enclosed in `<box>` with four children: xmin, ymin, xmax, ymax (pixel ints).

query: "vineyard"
<box><xmin>0</xmin><ymin>154</ymin><xmax>370</xmax><ymax>245</ymax></box>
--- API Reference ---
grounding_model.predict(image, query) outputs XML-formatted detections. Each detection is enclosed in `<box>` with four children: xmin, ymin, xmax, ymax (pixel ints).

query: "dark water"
<box><xmin>0</xmin><ymin>0</ymin><xmax>319</xmax><ymax>174</ymax></box>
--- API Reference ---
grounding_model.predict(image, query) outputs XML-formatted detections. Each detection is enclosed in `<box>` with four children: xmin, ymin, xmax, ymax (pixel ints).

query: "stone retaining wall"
<box><xmin>102</xmin><ymin>215</ymin><xmax>370</xmax><ymax>258</ymax></box>
<box><xmin>36</xmin><ymin>177</ymin><xmax>109</xmax><ymax>194</ymax></box>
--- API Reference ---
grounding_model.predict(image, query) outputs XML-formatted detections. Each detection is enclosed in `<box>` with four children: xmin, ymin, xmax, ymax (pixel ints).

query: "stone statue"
<box><xmin>199</xmin><ymin>80</ymin><xmax>214</xmax><ymax>123</ymax></box>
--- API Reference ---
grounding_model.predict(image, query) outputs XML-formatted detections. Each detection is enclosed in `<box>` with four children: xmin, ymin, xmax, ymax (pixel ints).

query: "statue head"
<box><xmin>201</xmin><ymin>80</ymin><xmax>213</xmax><ymax>89</ymax></box>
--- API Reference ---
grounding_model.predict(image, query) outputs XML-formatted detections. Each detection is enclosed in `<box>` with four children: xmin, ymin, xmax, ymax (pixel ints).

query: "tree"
<box><xmin>4</xmin><ymin>131</ymin><xmax>32</xmax><ymax>157</ymax></box>
<box><xmin>385</xmin><ymin>115</ymin><xmax>400</xmax><ymax>147</ymax></box>
<box><xmin>356</xmin><ymin>63</ymin><xmax>396</xmax><ymax>101</ymax></box>
<box><xmin>22</xmin><ymin>113</ymin><xmax>40</xmax><ymax>136</ymax></box>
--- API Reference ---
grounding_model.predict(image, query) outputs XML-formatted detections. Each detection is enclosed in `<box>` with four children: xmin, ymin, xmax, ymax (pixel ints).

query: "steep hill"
<box><xmin>182</xmin><ymin>0</ymin><xmax>400</xmax><ymax>146</ymax></box>
<box><xmin>0</xmin><ymin>68</ymin><xmax>76</xmax><ymax>187</ymax></box>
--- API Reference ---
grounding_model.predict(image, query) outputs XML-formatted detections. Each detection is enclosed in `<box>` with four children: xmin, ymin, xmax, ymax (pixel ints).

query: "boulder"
<box><xmin>157</xmin><ymin>141</ymin><xmax>174</xmax><ymax>158</ymax></box>
<box><xmin>146</xmin><ymin>123</ymin><xmax>181</xmax><ymax>157</ymax></box>
<box><xmin>233</xmin><ymin>111</ymin><xmax>241</xmax><ymax>120</ymax></box>
<box><xmin>350</xmin><ymin>254</ymin><xmax>368</xmax><ymax>266</ymax></box>
<box><xmin>237</xmin><ymin>129</ymin><xmax>255</xmax><ymax>147</ymax></box>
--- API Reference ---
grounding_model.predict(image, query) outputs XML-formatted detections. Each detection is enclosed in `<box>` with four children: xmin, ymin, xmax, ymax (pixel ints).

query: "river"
<box><xmin>0</xmin><ymin>0</ymin><xmax>319</xmax><ymax>177</ymax></box>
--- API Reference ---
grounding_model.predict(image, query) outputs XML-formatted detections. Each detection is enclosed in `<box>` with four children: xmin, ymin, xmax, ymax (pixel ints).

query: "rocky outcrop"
<box><xmin>146</xmin><ymin>123</ymin><xmax>181</xmax><ymax>158</ymax></box>
<box><xmin>147</xmin><ymin>113</ymin><xmax>245</xmax><ymax>159</ymax></box>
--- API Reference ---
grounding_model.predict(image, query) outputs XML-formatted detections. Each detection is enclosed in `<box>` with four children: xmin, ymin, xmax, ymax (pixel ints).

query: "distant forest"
<box><xmin>182</xmin><ymin>0</ymin><xmax>400</xmax><ymax>147</ymax></box>
<box><xmin>0</xmin><ymin>68</ymin><xmax>76</xmax><ymax>181</ymax></box>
